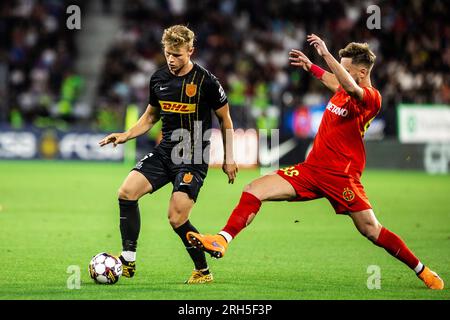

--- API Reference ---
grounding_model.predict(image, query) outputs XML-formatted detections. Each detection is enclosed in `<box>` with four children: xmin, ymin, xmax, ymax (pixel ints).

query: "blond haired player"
<box><xmin>99</xmin><ymin>25</ymin><xmax>238</xmax><ymax>284</ymax></box>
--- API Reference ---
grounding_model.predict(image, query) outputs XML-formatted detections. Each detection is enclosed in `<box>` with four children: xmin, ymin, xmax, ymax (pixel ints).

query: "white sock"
<box><xmin>121</xmin><ymin>251</ymin><xmax>136</xmax><ymax>262</ymax></box>
<box><xmin>219</xmin><ymin>231</ymin><xmax>233</xmax><ymax>243</ymax></box>
<box><xmin>414</xmin><ymin>262</ymin><xmax>424</xmax><ymax>274</ymax></box>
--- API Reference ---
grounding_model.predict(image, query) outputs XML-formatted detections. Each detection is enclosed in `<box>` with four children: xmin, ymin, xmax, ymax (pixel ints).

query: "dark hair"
<box><xmin>339</xmin><ymin>42</ymin><xmax>376</xmax><ymax>69</ymax></box>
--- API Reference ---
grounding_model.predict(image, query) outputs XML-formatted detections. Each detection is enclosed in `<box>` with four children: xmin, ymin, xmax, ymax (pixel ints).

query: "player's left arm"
<box><xmin>307</xmin><ymin>34</ymin><xmax>364</xmax><ymax>101</ymax></box>
<box><xmin>215</xmin><ymin>103</ymin><xmax>238</xmax><ymax>184</ymax></box>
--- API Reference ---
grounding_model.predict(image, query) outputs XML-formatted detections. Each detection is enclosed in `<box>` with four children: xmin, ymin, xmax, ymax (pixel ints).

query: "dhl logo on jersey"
<box><xmin>159</xmin><ymin>101</ymin><xmax>196</xmax><ymax>114</ymax></box>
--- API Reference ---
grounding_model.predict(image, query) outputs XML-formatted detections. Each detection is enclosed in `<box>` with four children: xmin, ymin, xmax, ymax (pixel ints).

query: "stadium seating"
<box><xmin>1</xmin><ymin>0</ymin><xmax>449</xmax><ymax>136</ymax></box>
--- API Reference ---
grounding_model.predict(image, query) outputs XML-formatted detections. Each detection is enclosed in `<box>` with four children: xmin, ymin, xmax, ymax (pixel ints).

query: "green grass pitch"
<box><xmin>0</xmin><ymin>161</ymin><xmax>449</xmax><ymax>300</ymax></box>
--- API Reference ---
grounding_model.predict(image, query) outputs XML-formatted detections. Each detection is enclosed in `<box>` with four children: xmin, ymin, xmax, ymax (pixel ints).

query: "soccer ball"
<box><xmin>88</xmin><ymin>252</ymin><xmax>122</xmax><ymax>284</ymax></box>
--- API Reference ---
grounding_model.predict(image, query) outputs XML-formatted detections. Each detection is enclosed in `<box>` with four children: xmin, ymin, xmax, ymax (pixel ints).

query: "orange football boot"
<box><xmin>417</xmin><ymin>266</ymin><xmax>444</xmax><ymax>290</ymax></box>
<box><xmin>187</xmin><ymin>232</ymin><xmax>228</xmax><ymax>258</ymax></box>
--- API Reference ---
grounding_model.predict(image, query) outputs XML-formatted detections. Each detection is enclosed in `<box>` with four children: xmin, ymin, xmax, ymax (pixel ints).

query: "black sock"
<box><xmin>174</xmin><ymin>220</ymin><xmax>208</xmax><ymax>271</ymax></box>
<box><xmin>119</xmin><ymin>199</ymin><xmax>141</xmax><ymax>252</ymax></box>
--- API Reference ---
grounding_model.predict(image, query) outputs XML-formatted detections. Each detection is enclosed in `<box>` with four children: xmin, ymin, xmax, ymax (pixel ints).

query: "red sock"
<box><xmin>222</xmin><ymin>192</ymin><xmax>262</xmax><ymax>238</ymax></box>
<box><xmin>375</xmin><ymin>227</ymin><xmax>419</xmax><ymax>270</ymax></box>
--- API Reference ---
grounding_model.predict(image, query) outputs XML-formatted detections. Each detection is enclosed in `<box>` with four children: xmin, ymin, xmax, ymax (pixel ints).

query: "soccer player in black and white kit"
<box><xmin>99</xmin><ymin>25</ymin><xmax>238</xmax><ymax>284</ymax></box>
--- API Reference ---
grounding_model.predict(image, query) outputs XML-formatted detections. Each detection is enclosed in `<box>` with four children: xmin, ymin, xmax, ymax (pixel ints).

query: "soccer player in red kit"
<box><xmin>187</xmin><ymin>34</ymin><xmax>444</xmax><ymax>290</ymax></box>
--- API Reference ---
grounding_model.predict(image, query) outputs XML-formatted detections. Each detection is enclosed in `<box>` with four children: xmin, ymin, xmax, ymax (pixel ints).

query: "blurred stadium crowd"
<box><xmin>1</xmin><ymin>0</ymin><xmax>449</xmax><ymax>137</ymax></box>
<box><xmin>0</xmin><ymin>0</ymin><xmax>84</xmax><ymax>129</ymax></box>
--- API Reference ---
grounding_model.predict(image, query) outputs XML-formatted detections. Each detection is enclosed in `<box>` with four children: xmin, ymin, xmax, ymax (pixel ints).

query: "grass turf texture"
<box><xmin>0</xmin><ymin>160</ymin><xmax>449</xmax><ymax>300</ymax></box>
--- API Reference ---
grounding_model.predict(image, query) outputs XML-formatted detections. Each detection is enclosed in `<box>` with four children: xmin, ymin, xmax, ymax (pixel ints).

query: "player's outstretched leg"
<box><xmin>350</xmin><ymin>209</ymin><xmax>444</xmax><ymax>290</ymax></box>
<box><xmin>117</xmin><ymin>171</ymin><xmax>152</xmax><ymax>278</ymax></box>
<box><xmin>187</xmin><ymin>173</ymin><xmax>296</xmax><ymax>258</ymax></box>
<box><xmin>169</xmin><ymin>192</ymin><xmax>212</xmax><ymax>284</ymax></box>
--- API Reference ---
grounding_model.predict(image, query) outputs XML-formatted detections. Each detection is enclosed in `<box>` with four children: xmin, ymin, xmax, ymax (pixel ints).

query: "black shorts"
<box><xmin>131</xmin><ymin>148</ymin><xmax>208</xmax><ymax>202</ymax></box>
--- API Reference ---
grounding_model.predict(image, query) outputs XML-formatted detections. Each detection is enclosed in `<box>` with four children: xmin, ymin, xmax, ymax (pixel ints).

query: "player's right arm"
<box><xmin>289</xmin><ymin>49</ymin><xmax>340</xmax><ymax>93</ymax></box>
<box><xmin>99</xmin><ymin>104</ymin><xmax>161</xmax><ymax>147</ymax></box>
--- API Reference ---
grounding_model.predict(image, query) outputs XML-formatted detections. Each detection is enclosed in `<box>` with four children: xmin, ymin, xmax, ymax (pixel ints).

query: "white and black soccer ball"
<box><xmin>89</xmin><ymin>252</ymin><xmax>122</xmax><ymax>284</ymax></box>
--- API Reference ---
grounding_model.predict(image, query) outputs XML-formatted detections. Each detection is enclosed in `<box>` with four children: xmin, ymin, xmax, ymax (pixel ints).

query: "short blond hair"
<box><xmin>161</xmin><ymin>25</ymin><xmax>195</xmax><ymax>49</ymax></box>
<box><xmin>339</xmin><ymin>42</ymin><xmax>376</xmax><ymax>69</ymax></box>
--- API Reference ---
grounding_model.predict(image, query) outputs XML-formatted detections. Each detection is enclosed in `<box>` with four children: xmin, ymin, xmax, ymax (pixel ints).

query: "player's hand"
<box><xmin>307</xmin><ymin>34</ymin><xmax>330</xmax><ymax>57</ymax></box>
<box><xmin>222</xmin><ymin>161</ymin><xmax>238</xmax><ymax>184</ymax></box>
<box><xmin>98</xmin><ymin>132</ymin><xmax>129</xmax><ymax>147</ymax></box>
<box><xmin>289</xmin><ymin>49</ymin><xmax>312</xmax><ymax>71</ymax></box>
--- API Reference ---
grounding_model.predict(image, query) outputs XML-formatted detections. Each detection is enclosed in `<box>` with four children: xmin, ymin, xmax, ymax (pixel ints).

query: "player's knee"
<box><xmin>243</xmin><ymin>183</ymin><xmax>262</xmax><ymax>200</ymax></box>
<box><xmin>168</xmin><ymin>217</ymin><xmax>181</xmax><ymax>229</ymax></box>
<box><xmin>118</xmin><ymin>186</ymin><xmax>139</xmax><ymax>201</ymax></box>
<box><xmin>168</xmin><ymin>195</ymin><xmax>191</xmax><ymax>228</ymax></box>
<box><xmin>168</xmin><ymin>212</ymin><xmax>187</xmax><ymax>228</ymax></box>
<box><xmin>243</xmin><ymin>183</ymin><xmax>252</xmax><ymax>193</ymax></box>
<box><xmin>361</xmin><ymin>224</ymin><xmax>382</xmax><ymax>242</ymax></box>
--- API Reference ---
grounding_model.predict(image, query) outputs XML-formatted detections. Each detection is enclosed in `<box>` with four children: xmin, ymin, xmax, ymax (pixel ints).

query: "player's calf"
<box><xmin>173</xmin><ymin>219</ymin><xmax>211</xmax><ymax>274</ymax></box>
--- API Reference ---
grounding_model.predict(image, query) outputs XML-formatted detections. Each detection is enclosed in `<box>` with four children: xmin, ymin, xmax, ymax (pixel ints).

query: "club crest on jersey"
<box><xmin>159</xmin><ymin>100</ymin><xmax>196</xmax><ymax>113</ymax></box>
<box><xmin>326</xmin><ymin>102</ymin><xmax>349</xmax><ymax>117</ymax></box>
<box><xmin>185</xmin><ymin>83</ymin><xmax>197</xmax><ymax>97</ymax></box>
<box><xmin>342</xmin><ymin>187</ymin><xmax>355</xmax><ymax>201</ymax></box>
<box><xmin>183</xmin><ymin>172</ymin><xmax>194</xmax><ymax>184</ymax></box>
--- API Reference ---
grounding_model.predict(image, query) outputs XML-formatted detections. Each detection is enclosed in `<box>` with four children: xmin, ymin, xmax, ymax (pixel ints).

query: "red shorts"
<box><xmin>276</xmin><ymin>163</ymin><xmax>372</xmax><ymax>214</ymax></box>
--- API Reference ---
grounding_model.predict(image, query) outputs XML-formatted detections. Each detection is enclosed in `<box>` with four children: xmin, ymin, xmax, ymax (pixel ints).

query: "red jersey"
<box><xmin>305</xmin><ymin>86</ymin><xmax>381</xmax><ymax>177</ymax></box>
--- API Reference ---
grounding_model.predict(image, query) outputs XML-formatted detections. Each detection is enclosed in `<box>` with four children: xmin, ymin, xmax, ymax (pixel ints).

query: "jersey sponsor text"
<box><xmin>160</xmin><ymin>100</ymin><xmax>196</xmax><ymax>114</ymax></box>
